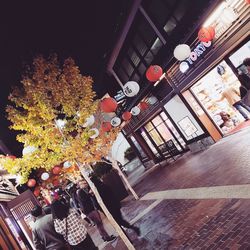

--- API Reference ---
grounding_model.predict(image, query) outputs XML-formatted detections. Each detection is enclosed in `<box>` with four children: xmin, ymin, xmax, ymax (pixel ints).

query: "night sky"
<box><xmin>0</xmin><ymin>1</ymin><xmax>130</xmax><ymax>156</ymax></box>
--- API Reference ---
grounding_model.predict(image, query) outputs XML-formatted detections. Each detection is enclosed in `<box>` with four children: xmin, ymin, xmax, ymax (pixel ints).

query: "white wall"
<box><xmin>111</xmin><ymin>132</ymin><xmax>131</xmax><ymax>165</ymax></box>
<box><xmin>164</xmin><ymin>95</ymin><xmax>204</xmax><ymax>140</ymax></box>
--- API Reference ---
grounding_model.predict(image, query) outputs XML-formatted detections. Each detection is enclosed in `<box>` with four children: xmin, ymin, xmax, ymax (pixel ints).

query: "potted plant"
<box><xmin>124</xmin><ymin>147</ymin><xmax>136</xmax><ymax>161</ymax></box>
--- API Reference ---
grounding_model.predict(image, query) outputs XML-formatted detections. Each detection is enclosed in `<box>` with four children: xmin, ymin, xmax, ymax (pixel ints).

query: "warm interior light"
<box><xmin>203</xmin><ymin>2</ymin><xmax>227</xmax><ymax>27</ymax></box>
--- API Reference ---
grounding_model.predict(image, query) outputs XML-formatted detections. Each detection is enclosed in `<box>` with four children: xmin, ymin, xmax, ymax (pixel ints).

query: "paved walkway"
<box><xmin>98</xmin><ymin>126</ymin><xmax>250</xmax><ymax>249</ymax></box>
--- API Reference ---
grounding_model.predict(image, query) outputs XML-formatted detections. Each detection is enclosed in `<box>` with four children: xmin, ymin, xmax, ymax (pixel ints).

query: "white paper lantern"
<box><xmin>41</xmin><ymin>172</ymin><xmax>50</xmax><ymax>181</ymax></box>
<box><xmin>63</xmin><ymin>161</ymin><xmax>72</xmax><ymax>168</ymax></box>
<box><xmin>173</xmin><ymin>44</ymin><xmax>191</xmax><ymax>61</ymax></box>
<box><xmin>179</xmin><ymin>61</ymin><xmax>190</xmax><ymax>73</ymax></box>
<box><xmin>22</xmin><ymin>146</ymin><xmax>37</xmax><ymax>156</ymax></box>
<box><xmin>131</xmin><ymin>106</ymin><xmax>140</xmax><ymax>116</ymax></box>
<box><xmin>55</xmin><ymin>119</ymin><xmax>67</xmax><ymax>129</ymax></box>
<box><xmin>82</xmin><ymin>115</ymin><xmax>95</xmax><ymax>127</ymax></box>
<box><xmin>221</xmin><ymin>7</ymin><xmax>238</xmax><ymax>24</ymax></box>
<box><xmin>111</xmin><ymin>117</ymin><xmax>121</xmax><ymax>127</ymax></box>
<box><xmin>123</xmin><ymin>81</ymin><xmax>140</xmax><ymax>97</ymax></box>
<box><xmin>148</xmin><ymin>96</ymin><xmax>158</xmax><ymax>105</ymax></box>
<box><xmin>89</xmin><ymin>128</ymin><xmax>99</xmax><ymax>139</ymax></box>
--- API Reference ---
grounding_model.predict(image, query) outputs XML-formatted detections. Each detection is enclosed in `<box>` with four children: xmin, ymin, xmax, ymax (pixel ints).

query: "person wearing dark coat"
<box><xmin>90</xmin><ymin>176</ymin><xmax>140</xmax><ymax>236</ymax></box>
<box><xmin>76</xmin><ymin>180</ymin><xmax>115</xmax><ymax>242</ymax></box>
<box><xmin>31</xmin><ymin>205</ymin><xmax>67</xmax><ymax>250</ymax></box>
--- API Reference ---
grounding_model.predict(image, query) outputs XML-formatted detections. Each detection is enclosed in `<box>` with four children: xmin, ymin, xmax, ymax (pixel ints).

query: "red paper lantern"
<box><xmin>146</xmin><ymin>65</ymin><xmax>163</xmax><ymax>82</ymax></box>
<box><xmin>101</xmin><ymin>122</ymin><xmax>112</xmax><ymax>132</ymax></box>
<box><xmin>27</xmin><ymin>179</ymin><xmax>36</xmax><ymax>187</ymax></box>
<box><xmin>245</xmin><ymin>0</ymin><xmax>250</xmax><ymax>4</ymax></box>
<box><xmin>198</xmin><ymin>26</ymin><xmax>215</xmax><ymax>42</ymax></box>
<box><xmin>52</xmin><ymin>179</ymin><xmax>60</xmax><ymax>187</ymax></box>
<box><xmin>100</xmin><ymin>98</ymin><xmax>118</xmax><ymax>113</ymax></box>
<box><xmin>122</xmin><ymin>112</ymin><xmax>132</xmax><ymax>121</ymax></box>
<box><xmin>52</xmin><ymin>166</ymin><xmax>61</xmax><ymax>175</ymax></box>
<box><xmin>33</xmin><ymin>188</ymin><xmax>40</xmax><ymax>197</ymax></box>
<box><xmin>139</xmin><ymin>102</ymin><xmax>149</xmax><ymax>111</ymax></box>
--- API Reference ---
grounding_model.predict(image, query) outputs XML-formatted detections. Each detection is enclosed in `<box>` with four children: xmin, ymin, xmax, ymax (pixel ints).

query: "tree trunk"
<box><xmin>111</xmin><ymin>159</ymin><xmax>139</xmax><ymax>200</ymax></box>
<box><xmin>77</xmin><ymin>162</ymin><xmax>135</xmax><ymax>250</ymax></box>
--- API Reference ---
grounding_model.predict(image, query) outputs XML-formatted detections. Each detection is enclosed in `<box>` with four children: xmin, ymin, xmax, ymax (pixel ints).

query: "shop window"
<box><xmin>144</xmin><ymin>51</ymin><xmax>154</xmax><ymax>65</ymax></box>
<box><xmin>152</xmin><ymin>116</ymin><xmax>162</xmax><ymax>126</ymax></box>
<box><xmin>130</xmin><ymin>136</ymin><xmax>147</xmax><ymax>158</ymax></box>
<box><xmin>163</xmin><ymin>17</ymin><xmax>177</xmax><ymax>35</ymax></box>
<box><xmin>122</xmin><ymin>58</ymin><xmax>134</xmax><ymax>77</ymax></box>
<box><xmin>141</xmin><ymin>131</ymin><xmax>159</xmax><ymax>156</ymax></box>
<box><xmin>130</xmin><ymin>72</ymin><xmax>140</xmax><ymax>82</ymax></box>
<box><xmin>138</xmin><ymin>62</ymin><xmax>147</xmax><ymax>75</ymax></box>
<box><xmin>133</xmin><ymin>34</ymin><xmax>148</xmax><ymax>57</ymax></box>
<box><xmin>173</xmin><ymin>0</ymin><xmax>188</xmax><ymax>21</ymax></box>
<box><xmin>127</xmin><ymin>47</ymin><xmax>140</xmax><ymax>67</ymax></box>
<box><xmin>150</xmin><ymin>38</ymin><xmax>163</xmax><ymax>55</ymax></box>
<box><xmin>149</xmin><ymin>130</ymin><xmax>164</xmax><ymax>146</ymax></box>
<box><xmin>145</xmin><ymin>122</ymin><xmax>154</xmax><ymax>131</ymax></box>
<box><xmin>117</xmin><ymin>68</ymin><xmax>129</xmax><ymax>83</ymax></box>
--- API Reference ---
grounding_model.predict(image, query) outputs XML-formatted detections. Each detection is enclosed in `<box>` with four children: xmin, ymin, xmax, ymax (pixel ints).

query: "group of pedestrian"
<box><xmin>31</xmin><ymin>176</ymin><xmax>140</xmax><ymax>250</ymax></box>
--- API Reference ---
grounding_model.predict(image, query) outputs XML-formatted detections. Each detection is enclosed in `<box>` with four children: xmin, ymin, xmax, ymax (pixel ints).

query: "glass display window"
<box><xmin>191</xmin><ymin>60</ymin><xmax>245</xmax><ymax>134</ymax></box>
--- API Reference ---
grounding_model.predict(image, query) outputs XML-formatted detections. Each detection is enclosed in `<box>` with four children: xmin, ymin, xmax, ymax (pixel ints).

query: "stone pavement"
<box><xmin>93</xmin><ymin>126</ymin><xmax>250</xmax><ymax>249</ymax></box>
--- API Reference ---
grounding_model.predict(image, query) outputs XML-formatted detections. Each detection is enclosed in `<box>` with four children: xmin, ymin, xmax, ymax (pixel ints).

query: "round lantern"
<box><xmin>111</xmin><ymin>117</ymin><xmax>121</xmax><ymax>127</ymax></box>
<box><xmin>198</xmin><ymin>26</ymin><xmax>215</xmax><ymax>42</ymax></box>
<box><xmin>52</xmin><ymin>179</ymin><xmax>60</xmax><ymax>187</ymax></box>
<box><xmin>41</xmin><ymin>172</ymin><xmax>50</xmax><ymax>181</ymax></box>
<box><xmin>221</xmin><ymin>7</ymin><xmax>238</xmax><ymax>24</ymax></box>
<box><xmin>139</xmin><ymin>102</ymin><xmax>149</xmax><ymax>111</ymax></box>
<box><xmin>131</xmin><ymin>106</ymin><xmax>140</xmax><ymax>116</ymax></box>
<box><xmin>122</xmin><ymin>112</ymin><xmax>132</xmax><ymax>121</ymax></box>
<box><xmin>89</xmin><ymin>128</ymin><xmax>99</xmax><ymax>139</ymax></box>
<box><xmin>179</xmin><ymin>61</ymin><xmax>190</xmax><ymax>73</ymax></box>
<box><xmin>82</xmin><ymin>115</ymin><xmax>95</xmax><ymax>127</ymax></box>
<box><xmin>27</xmin><ymin>179</ymin><xmax>36</xmax><ymax>187</ymax></box>
<box><xmin>101</xmin><ymin>122</ymin><xmax>112</xmax><ymax>132</ymax></box>
<box><xmin>173</xmin><ymin>44</ymin><xmax>191</xmax><ymax>61</ymax></box>
<box><xmin>123</xmin><ymin>81</ymin><xmax>140</xmax><ymax>97</ymax></box>
<box><xmin>63</xmin><ymin>161</ymin><xmax>72</xmax><ymax>168</ymax></box>
<box><xmin>146</xmin><ymin>65</ymin><xmax>163</xmax><ymax>82</ymax></box>
<box><xmin>22</xmin><ymin>146</ymin><xmax>37</xmax><ymax>156</ymax></box>
<box><xmin>52</xmin><ymin>166</ymin><xmax>61</xmax><ymax>175</ymax></box>
<box><xmin>246</xmin><ymin>0</ymin><xmax>250</xmax><ymax>4</ymax></box>
<box><xmin>100</xmin><ymin>98</ymin><xmax>118</xmax><ymax>113</ymax></box>
<box><xmin>34</xmin><ymin>188</ymin><xmax>40</xmax><ymax>197</ymax></box>
<box><xmin>148</xmin><ymin>96</ymin><xmax>158</xmax><ymax>105</ymax></box>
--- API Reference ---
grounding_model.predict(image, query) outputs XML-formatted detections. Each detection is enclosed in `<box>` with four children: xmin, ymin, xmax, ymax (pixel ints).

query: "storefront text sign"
<box><xmin>180</xmin><ymin>41</ymin><xmax>212</xmax><ymax>73</ymax></box>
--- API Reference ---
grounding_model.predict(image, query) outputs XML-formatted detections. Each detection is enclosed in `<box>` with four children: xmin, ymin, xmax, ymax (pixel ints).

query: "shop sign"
<box><xmin>180</xmin><ymin>41</ymin><xmax>212</xmax><ymax>73</ymax></box>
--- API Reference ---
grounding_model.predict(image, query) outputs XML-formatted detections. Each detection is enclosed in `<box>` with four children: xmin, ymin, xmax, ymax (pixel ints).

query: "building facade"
<box><xmin>106</xmin><ymin>0</ymin><xmax>250</xmax><ymax>165</ymax></box>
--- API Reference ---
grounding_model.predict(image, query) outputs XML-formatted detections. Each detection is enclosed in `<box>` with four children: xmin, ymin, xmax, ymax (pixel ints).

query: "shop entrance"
<box><xmin>139</xmin><ymin>111</ymin><xmax>186</xmax><ymax>162</ymax></box>
<box><xmin>189</xmin><ymin>39</ymin><xmax>250</xmax><ymax>135</ymax></box>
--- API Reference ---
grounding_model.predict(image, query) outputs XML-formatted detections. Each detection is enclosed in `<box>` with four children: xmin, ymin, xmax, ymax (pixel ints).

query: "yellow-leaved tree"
<box><xmin>0</xmin><ymin>55</ymin><xmax>135</xmax><ymax>249</ymax></box>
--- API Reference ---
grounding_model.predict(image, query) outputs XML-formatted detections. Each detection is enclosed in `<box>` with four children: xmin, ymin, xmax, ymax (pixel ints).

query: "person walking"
<box><xmin>31</xmin><ymin>205</ymin><xmax>68</xmax><ymax>250</ymax></box>
<box><xmin>91</xmin><ymin>176</ymin><xmax>140</xmax><ymax>236</ymax></box>
<box><xmin>219</xmin><ymin>85</ymin><xmax>250</xmax><ymax>121</ymax></box>
<box><xmin>76</xmin><ymin>180</ymin><xmax>116</xmax><ymax>242</ymax></box>
<box><xmin>50</xmin><ymin>200</ymin><xmax>97</xmax><ymax>250</ymax></box>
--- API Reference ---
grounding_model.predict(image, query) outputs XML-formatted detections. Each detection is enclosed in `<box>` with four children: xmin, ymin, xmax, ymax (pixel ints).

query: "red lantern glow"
<box><xmin>101</xmin><ymin>122</ymin><xmax>112</xmax><ymax>132</ymax></box>
<box><xmin>146</xmin><ymin>65</ymin><xmax>163</xmax><ymax>82</ymax></box>
<box><xmin>100</xmin><ymin>98</ymin><xmax>118</xmax><ymax>113</ymax></box>
<box><xmin>122</xmin><ymin>112</ymin><xmax>132</xmax><ymax>121</ymax></box>
<box><xmin>198</xmin><ymin>26</ymin><xmax>215</xmax><ymax>42</ymax></box>
<box><xmin>52</xmin><ymin>166</ymin><xmax>61</xmax><ymax>175</ymax></box>
<box><xmin>52</xmin><ymin>179</ymin><xmax>60</xmax><ymax>187</ymax></box>
<box><xmin>27</xmin><ymin>179</ymin><xmax>36</xmax><ymax>187</ymax></box>
<box><xmin>245</xmin><ymin>0</ymin><xmax>250</xmax><ymax>4</ymax></box>
<box><xmin>139</xmin><ymin>102</ymin><xmax>149</xmax><ymax>111</ymax></box>
<box><xmin>34</xmin><ymin>188</ymin><xmax>40</xmax><ymax>197</ymax></box>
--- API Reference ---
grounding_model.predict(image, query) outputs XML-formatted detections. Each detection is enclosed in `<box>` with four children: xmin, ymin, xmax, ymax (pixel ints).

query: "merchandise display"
<box><xmin>191</xmin><ymin>61</ymin><xmax>244</xmax><ymax>134</ymax></box>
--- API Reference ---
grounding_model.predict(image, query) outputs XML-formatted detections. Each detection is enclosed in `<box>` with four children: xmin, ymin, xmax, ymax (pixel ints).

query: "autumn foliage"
<box><xmin>0</xmin><ymin>55</ymin><xmax>119</xmax><ymax>183</ymax></box>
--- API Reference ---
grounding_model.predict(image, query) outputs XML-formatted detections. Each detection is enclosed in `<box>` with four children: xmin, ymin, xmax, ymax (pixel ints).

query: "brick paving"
<box><xmin>101</xmin><ymin>127</ymin><xmax>250</xmax><ymax>249</ymax></box>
